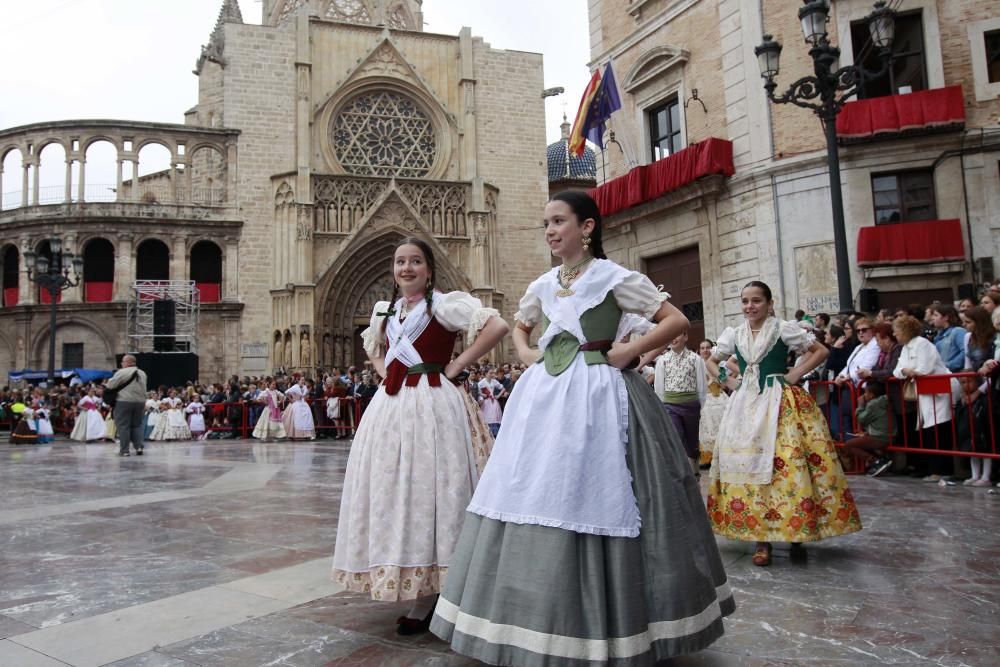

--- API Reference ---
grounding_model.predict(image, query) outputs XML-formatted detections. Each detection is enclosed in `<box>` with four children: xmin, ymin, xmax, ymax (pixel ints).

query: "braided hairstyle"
<box><xmin>549</xmin><ymin>190</ymin><xmax>608</xmax><ymax>260</ymax></box>
<box><xmin>380</xmin><ymin>236</ymin><xmax>437</xmax><ymax>334</ymax></box>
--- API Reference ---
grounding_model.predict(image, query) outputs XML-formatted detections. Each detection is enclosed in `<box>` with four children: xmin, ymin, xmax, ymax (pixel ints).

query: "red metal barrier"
<box><xmin>808</xmin><ymin>379</ymin><xmax>865</xmax><ymax>474</ymax></box>
<box><xmin>814</xmin><ymin>373</ymin><xmax>1000</xmax><ymax>475</ymax></box>
<box><xmin>302</xmin><ymin>397</ymin><xmax>362</xmax><ymax>438</ymax></box>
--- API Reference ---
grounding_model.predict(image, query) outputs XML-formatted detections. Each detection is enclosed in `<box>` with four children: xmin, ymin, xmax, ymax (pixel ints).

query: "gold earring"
<box><xmin>582</xmin><ymin>233</ymin><xmax>591</xmax><ymax>252</ymax></box>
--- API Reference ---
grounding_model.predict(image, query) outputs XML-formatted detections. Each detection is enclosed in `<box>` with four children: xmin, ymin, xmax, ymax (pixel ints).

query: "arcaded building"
<box><xmin>0</xmin><ymin>0</ymin><xmax>550</xmax><ymax>379</ymax></box>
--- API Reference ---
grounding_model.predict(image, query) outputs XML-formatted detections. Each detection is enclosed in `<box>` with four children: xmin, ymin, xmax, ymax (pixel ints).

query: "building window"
<box><xmin>871</xmin><ymin>170</ymin><xmax>936</xmax><ymax>224</ymax></box>
<box><xmin>986</xmin><ymin>29</ymin><xmax>1000</xmax><ymax>83</ymax></box>
<box><xmin>62</xmin><ymin>343</ymin><xmax>84</xmax><ymax>369</ymax></box>
<box><xmin>648</xmin><ymin>97</ymin><xmax>682</xmax><ymax>162</ymax></box>
<box><xmin>852</xmin><ymin>11</ymin><xmax>927</xmax><ymax>99</ymax></box>
<box><xmin>331</xmin><ymin>91</ymin><xmax>436</xmax><ymax>178</ymax></box>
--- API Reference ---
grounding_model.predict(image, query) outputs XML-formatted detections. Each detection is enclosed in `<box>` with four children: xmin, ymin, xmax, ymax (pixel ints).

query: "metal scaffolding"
<box><xmin>126</xmin><ymin>281</ymin><xmax>200</xmax><ymax>354</ymax></box>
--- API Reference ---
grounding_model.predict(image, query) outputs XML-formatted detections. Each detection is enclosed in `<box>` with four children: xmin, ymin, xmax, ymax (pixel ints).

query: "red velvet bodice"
<box><xmin>383</xmin><ymin>316</ymin><xmax>458</xmax><ymax>395</ymax></box>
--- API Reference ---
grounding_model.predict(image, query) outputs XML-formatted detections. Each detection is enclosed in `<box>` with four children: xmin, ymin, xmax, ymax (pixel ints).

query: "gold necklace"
<box><xmin>555</xmin><ymin>256</ymin><xmax>594</xmax><ymax>298</ymax></box>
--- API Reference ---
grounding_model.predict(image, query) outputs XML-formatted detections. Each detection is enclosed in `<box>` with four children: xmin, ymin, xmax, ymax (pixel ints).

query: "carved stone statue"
<box><xmin>300</xmin><ymin>332</ymin><xmax>311</xmax><ymax>367</ymax></box>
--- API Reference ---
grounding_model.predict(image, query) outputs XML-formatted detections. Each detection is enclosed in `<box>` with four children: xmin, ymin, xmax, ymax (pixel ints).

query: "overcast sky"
<box><xmin>0</xmin><ymin>0</ymin><xmax>591</xmax><ymax>189</ymax></box>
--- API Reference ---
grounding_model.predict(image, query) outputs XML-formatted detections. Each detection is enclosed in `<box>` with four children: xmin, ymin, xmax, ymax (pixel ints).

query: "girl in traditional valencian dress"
<box><xmin>432</xmin><ymin>192</ymin><xmax>734</xmax><ymax>664</ymax></box>
<box><xmin>150</xmin><ymin>390</ymin><xmax>191</xmax><ymax>441</ymax></box>
<box><xmin>331</xmin><ymin>237</ymin><xmax>509</xmax><ymax>635</ymax></box>
<box><xmin>70</xmin><ymin>389</ymin><xmax>107</xmax><ymax>443</ymax></box>
<box><xmin>35</xmin><ymin>403</ymin><xmax>55</xmax><ymax>444</ymax></box>
<box><xmin>143</xmin><ymin>392</ymin><xmax>161</xmax><ymax>440</ymax></box>
<box><xmin>282</xmin><ymin>382</ymin><xmax>315</xmax><ymax>440</ymax></box>
<box><xmin>252</xmin><ymin>381</ymin><xmax>286</xmax><ymax>441</ymax></box>
<box><xmin>185</xmin><ymin>397</ymin><xmax>207</xmax><ymax>440</ymax></box>
<box><xmin>697</xmin><ymin>339</ymin><xmax>729</xmax><ymax>467</ymax></box>
<box><xmin>706</xmin><ymin>281</ymin><xmax>862</xmax><ymax>566</ymax></box>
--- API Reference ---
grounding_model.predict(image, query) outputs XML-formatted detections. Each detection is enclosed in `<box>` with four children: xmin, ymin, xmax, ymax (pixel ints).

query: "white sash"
<box><xmin>712</xmin><ymin>318</ymin><xmax>785</xmax><ymax>485</ymax></box>
<box><xmin>384</xmin><ymin>294</ymin><xmax>438</xmax><ymax>369</ymax></box>
<box><xmin>534</xmin><ymin>260</ymin><xmax>632</xmax><ymax>352</ymax></box>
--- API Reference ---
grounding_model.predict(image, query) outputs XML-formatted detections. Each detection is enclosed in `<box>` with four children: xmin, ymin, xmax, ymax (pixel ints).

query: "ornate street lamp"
<box><xmin>24</xmin><ymin>238</ymin><xmax>83</xmax><ymax>386</ymax></box>
<box><xmin>755</xmin><ymin>0</ymin><xmax>896</xmax><ymax>312</ymax></box>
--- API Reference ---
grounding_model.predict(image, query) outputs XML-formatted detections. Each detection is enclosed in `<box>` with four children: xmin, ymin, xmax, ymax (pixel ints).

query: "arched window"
<box><xmin>83</xmin><ymin>238</ymin><xmax>115</xmax><ymax>302</ymax></box>
<box><xmin>2</xmin><ymin>245</ymin><xmax>18</xmax><ymax>307</ymax></box>
<box><xmin>136</xmin><ymin>239</ymin><xmax>169</xmax><ymax>281</ymax></box>
<box><xmin>35</xmin><ymin>240</ymin><xmax>61</xmax><ymax>304</ymax></box>
<box><xmin>190</xmin><ymin>241</ymin><xmax>222</xmax><ymax>303</ymax></box>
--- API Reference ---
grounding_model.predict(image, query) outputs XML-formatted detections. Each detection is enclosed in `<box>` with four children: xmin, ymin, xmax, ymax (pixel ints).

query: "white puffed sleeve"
<box><xmin>435</xmin><ymin>291</ymin><xmax>502</xmax><ymax>346</ymax></box>
<box><xmin>360</xmin><ymin>301</ymin><xmax>391</xmax><ymax>359</ymax></box>
<box><xmin>612</xmin><ymin>271</ymin><xmax>670</xmax><ymax>319</ymax></box>
<box><xmin>712</xmin><ymin>327</ymin><xmax>737</xmax><ymax>360</ymax></box>
<box><xmin>615</xmin><ymin>313</ymin><xmax>654</xmax><ymax>342</ymax></box>
<box><xmin>513</xmin><ymin>289</ymin><xmax>543</xmax><ymax>327</ymax></box>
<box><xmin>780</xmin><ymin>320</ymin><xmax>816</xmax><ymax>355</ymax></box>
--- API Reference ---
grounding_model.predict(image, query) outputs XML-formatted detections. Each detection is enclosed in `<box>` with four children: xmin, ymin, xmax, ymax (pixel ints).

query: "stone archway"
<box><xmin>316</xmin><ymin>230</ymin><xmax>471</xmax><ymax>368</ymax></box>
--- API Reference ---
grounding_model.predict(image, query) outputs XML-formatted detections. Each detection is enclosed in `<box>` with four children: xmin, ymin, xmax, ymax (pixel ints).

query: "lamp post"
<box><xmin>755</xmin><ymin>0</ymin><xmax>896</xmax><ymax>312</ymax></box>
<box><xmin>24</xmin><ymin>237</ymin><xmax>83</xmax><ymax>386</ymax></box>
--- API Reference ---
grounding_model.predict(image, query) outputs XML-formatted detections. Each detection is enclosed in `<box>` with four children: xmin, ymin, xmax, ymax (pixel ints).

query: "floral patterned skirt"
<box><xmin>707</xmin><ymin>386</ymin><xmax>862</xmax><ymax>543</ymax></box>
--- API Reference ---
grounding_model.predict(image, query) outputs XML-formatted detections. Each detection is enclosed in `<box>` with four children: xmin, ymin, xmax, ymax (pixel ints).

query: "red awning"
<box><xmin>197</xmin><ymin>282</ymin><xmax>221</xmax><ymax>303</ymax></box>
<box><xmin>84</xmin><ymin>282</ymin><xmax>114</xmax><ymax>303</ymax></box>
<box><xmin>857</xmin><ymin>219</ymin><xmax>965</xmax><ymax>266</ymax></box>
<box><xmin>589</xmin><ymin>138</ymin><xmax>734</xmax><ymax>218</ymax></box>
<box><xmin>836</xmin><ymin>86</ymin><xmax>965</xmax><ymax>142</ymax></box>
<box><xmin>2</xmin><ymin>287</ymin><xmax>17</xmax><ymax>307</ymax></box>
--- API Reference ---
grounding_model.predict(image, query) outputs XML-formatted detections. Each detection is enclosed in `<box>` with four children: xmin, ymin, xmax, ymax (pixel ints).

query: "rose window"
<box><xmin>332</xmin><ymin>91</ymin><xmax>436</xmax><ymax>177</ymax></box>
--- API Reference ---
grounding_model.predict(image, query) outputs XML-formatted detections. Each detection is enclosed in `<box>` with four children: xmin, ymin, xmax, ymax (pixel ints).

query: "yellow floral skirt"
<box><xmin>707</xmin><ymin>386</ymin><xmax>862</xmax><ymax>543</ymax></box>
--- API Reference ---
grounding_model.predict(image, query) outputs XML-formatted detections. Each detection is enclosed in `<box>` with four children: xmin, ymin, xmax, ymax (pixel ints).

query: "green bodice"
<box><xmin>735</xmin><ymin>338</ymin><xmax>790</xmax><ymax>393</ymax></box>
<box><xmin>540</xmin><ymin>292</ymin><xmax>621</xmax><ymax>376</ymax></box>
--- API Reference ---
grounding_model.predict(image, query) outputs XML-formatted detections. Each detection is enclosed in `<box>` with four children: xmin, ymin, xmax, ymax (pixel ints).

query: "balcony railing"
<box><xmin>857</xmin><ymin>218</ymin><xmax>965</xmax><ymax>266</ymax></box>
<box><xmin>836</xmin><ymin>86</ymin><xmax>965</xmax><ymax>145</ymax></box>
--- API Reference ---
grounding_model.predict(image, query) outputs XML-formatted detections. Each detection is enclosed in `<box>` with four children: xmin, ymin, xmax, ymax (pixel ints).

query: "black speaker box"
<box><xmin>859</xmin><ymin>288</ymin><xmax>879</xmax><ymax>313</ymax></box>
<box><xmin>957</xmin><ymin>283</ymin><xmax>976</xmax><ymax>300</ymax></box>
<box><xmin>119</xmin><ymin>352</ymin><xmax>200</xmax><ymax>389</ymax></box>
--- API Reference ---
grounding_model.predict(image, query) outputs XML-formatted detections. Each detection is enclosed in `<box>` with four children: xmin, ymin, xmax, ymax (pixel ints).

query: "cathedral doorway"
<box><xmin>646</xmin><ymin>246</ymin><xmax>704</xmax><ymax>349</ymax></box>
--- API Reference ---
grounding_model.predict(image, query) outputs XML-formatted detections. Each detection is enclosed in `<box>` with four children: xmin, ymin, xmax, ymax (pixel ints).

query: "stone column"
<box><xmin>115</xmin><ymin>160</ymin><xmax>124</xmax><ymax>202</ymax></box>
<box><xmin>115</xmin><ymin>233</ymin><xmax>135</xmax><ymax>301</ymax></box>
<box><xmin>130</xmin><ymin>159</ymin><xmax>139</xmax><ymax>201</ymax></box>
<box><xmin>64</xmin><ymin>160</ymin><xmax>73</xmax><ymax>203</ymax></box>
<box><xmin>62</xmin><ymin>232</ymin><xmax>82</xmax><ymax>303</ymax></box>
<box><xmin>77</xmin><ymin>159</ymin><xmax>86</xmax><ymax>202</ymax></box>
<box><xmin>223</xmin><ymin>237</ymin><xmax>239</xmax><ymax>301</ymax></box>
<box><xmin>30</xmin><ymin>161</ymin><xmax>39</xmax><ymax>206</ymax></box>
<box><xmin>458</xmin><ymin>27</ymin><xmax>478</xmax><ymax>182</ymax></box>
<box><xmin>469</xmin><ymin>212</ymin><xmax>490</xmax><ymax>289</ymax></box>
<box><xmin>21</xmin><ymin>162</ymin><xmax>30</xmax><ymax>207</ymax></box>
<box><xmin>18</xmin><ymin>237</ymin><xmax>33</xmax><ymax>305</ymax></box>
<box><xmin>170</xmin><ymin>235</ymin><xmax>187</xmax><ymax>283</ymax></box>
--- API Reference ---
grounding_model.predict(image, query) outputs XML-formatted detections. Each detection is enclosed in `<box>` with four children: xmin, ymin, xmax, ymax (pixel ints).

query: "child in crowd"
<box><xmin>842</xmin><ymin>381</ymin><xmax>895</xmax><ymax>476</ymax></box>
<box><xmin>954</xmin><ymin>373</ymin><xmax>992</xmax><ymax>486</ymax></box>
<box><xmin>478</xmin><ymin>386</ymin><xmax>503</xmax><ymax>438</ymax></box>
<box><xmin>186</xmin><ymin>397</ymin><xmax>207</xmax><ymax>440</ymax></box>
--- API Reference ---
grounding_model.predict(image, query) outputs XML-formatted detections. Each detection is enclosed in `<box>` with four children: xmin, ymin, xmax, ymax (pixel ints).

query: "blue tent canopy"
<box><xmin>7</xmin><ymin>368</ymin><xmax>114</xmax><ymax>383</ymax></box>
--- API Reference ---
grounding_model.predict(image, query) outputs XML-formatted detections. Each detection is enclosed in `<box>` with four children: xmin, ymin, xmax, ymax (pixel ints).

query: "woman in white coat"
<box><xmin>892</xmin><ymin>315</ymin><xmax>956</xmax><ymax>481</ymax></box>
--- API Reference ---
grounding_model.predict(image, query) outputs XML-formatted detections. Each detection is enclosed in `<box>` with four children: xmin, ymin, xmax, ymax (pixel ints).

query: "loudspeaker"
<box><xmin>977</xmin><ymin>257</ymin><xmax>995</xmax><ymax>285</ymax></box>
<box><xmin>957</xmin><ymin>283</ymin><xmax>976</xmax><ymax>300</ymax></box>
<box><xmin>153</xmin><ymin>299</ymin><xmax>176</xmax><ymax>352</ymax></box>
<box><xmin>127</xmin><ymin>352</ymin><xmax>199</xmax><ymax>388</ymax></box>
<box><xmin>859</xmin><ymin>288</ymin><xmax>879</xmax><ymax>313</ymax></box>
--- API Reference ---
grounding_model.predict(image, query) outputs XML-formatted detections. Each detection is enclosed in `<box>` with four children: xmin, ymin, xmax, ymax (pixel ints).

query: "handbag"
<box><xmin>902</xmin><ymin>378</ymin><xmax>918</xmax><ymax>402</ymax></box>
<box><xmin>104</xmin><ymin>370</ymin><xmax>138</xmax><ymax>408</ymax></box>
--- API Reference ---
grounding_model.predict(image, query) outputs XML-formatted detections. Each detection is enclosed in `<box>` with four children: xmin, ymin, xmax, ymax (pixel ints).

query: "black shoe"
<box><xmin>868</xmin><ymin>458</ymin><xmax>891</xmax><ymax>477</ymax></box>
<box><xmin>118</xmin><ymin>451</ymin><xmax>130</xmax><ymax>457</ymax></box>
<box><xmin>395</xmin><ymin>603</ymin><xmax>437</xmax><ymax>636</ymax></box>
<box><xmin>790</xmin><ymin>542</ymin><xmax>807</xmax><ymax>561</ymax></box>
<box><xmin>135</xmin><ymin>449</ymin><xmax>144</xmax><ymax>456</ymax></box>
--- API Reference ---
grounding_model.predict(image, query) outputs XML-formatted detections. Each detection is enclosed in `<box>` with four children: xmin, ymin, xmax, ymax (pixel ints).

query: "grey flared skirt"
<box><xmin>431</xmin><ymin>370</ymin><xmax>735</xmax><ymax>666</ymax></box>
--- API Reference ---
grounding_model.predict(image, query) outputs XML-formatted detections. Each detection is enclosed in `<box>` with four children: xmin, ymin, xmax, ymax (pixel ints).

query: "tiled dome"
<box><xmin>547</xmin><ymin>119</ymin><xmax>597</xmax><ymax>183</ymax></box>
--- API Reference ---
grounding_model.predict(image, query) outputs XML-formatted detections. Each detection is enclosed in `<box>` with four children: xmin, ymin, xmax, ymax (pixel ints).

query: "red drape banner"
<box><xmin>836</xmin><ymin>86</ymin><xmax>965</xmax><ymax>141</ymax></box>
<box><xmin>857</xmin><ymin>219</ymin><xmax>965</xmax><ymax>266</ymax></box>
<box><xmin>2</xmin><ymin>287</ymin><xmax>18</xmax><ymax>307</ymax></box>
<box><xmin>38</xmin><ymin>289</ymin><xmax>62</xmax><ymax>304</ymax></box>
<box><xmin>84</xmin><ymin>282</ymin><xmax>113</xmax><ymax>303</ymax></box>
<box><xmin>589</xmin><ymin>138</ymin><xmax>734</xmax><ymax>217</ymax></box>
<box><xmin>197</xmin><ymin>282</ymin><xmax>221</xmax><ymax>303</ymax></box>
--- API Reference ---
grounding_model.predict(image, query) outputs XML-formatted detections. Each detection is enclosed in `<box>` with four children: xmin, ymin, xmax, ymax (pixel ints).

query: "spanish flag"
<box><xmin>568</xmin><ymin>63</ymin><xmax>622</xmax><ymax>156</ymax></box>
<box><xmin>568</xmin><ymin>69</ymin><xmax>602</xmax><ymax>157</ymax></box>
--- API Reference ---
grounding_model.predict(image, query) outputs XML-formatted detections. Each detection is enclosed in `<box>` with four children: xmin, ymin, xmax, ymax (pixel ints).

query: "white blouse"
<box><xmin>361</xmin><ymin>290</ymin><xmax>500</xmax><ymax>357</ymax></box>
